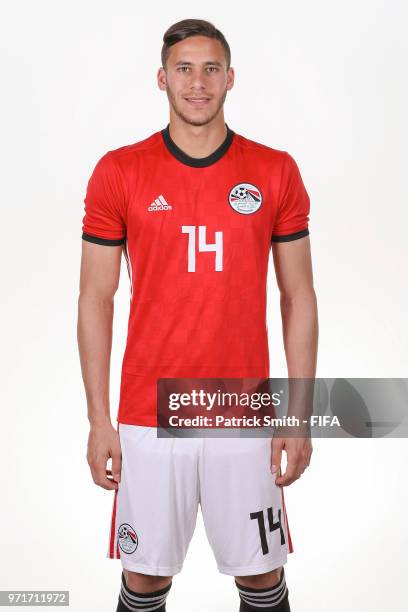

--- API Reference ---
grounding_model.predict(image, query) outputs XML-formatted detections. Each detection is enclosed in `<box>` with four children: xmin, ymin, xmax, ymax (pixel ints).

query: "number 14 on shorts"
<box><xmin>251</xmin><ymin>506</ymin><xmax>286</xmax><ymax>555</ymax></box>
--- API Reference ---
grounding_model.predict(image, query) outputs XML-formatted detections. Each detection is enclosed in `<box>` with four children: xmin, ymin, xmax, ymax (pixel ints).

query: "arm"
<box><xmin>272</xmin><ymin>235</ymin><xmax>318</xmax><ymax>378</ymax></box>
<box><xmin>270</xmin><ymin>235</ymin><xmax>318</xmax><ymax>486</ymax></box>
<box><xmin>77</xmin><ymin>240</ymin><xmax>123</xmax><ymax>491</ymax></box>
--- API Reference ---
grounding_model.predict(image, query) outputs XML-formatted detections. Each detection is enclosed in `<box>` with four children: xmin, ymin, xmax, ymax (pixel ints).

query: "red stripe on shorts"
<box><xmin>110</xmin><ymin>422</ymin><xmax>121</xmax><ymax>559</ymax></box>
<box><xmin>109</xmin><ymin>488</ymin><xmax>118</xmax><ymax>558</ymax></box>
<box><xmin>280</xmin><ymin>486</ymin><xmax>294</xmax><ymax>553</ymax></box>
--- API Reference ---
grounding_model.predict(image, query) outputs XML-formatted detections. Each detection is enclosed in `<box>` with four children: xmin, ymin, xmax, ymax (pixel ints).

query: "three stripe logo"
<box><xmin>148</xmin><ymin>195</ymin><xmax>172</xmax><ymax>212</ymax></box>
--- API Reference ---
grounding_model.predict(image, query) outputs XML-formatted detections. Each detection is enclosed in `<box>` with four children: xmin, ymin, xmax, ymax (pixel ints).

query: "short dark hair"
<box><xmin>161</xmin><ymin>19</ymin><xmax>231</xmax><ymax>70</ymax></box>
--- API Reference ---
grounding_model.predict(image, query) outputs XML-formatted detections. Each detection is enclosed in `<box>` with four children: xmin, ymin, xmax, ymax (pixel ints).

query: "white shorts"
<box><xmin>107</xmin><ymin>424</ymin><xmax>293</xmax><ymax>576</ymax></box>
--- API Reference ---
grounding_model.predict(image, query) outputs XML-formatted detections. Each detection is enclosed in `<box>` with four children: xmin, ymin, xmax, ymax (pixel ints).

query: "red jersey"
<box><xmin>82</xmin><ymin>125</ymin><xmax>310</xmax><ymax>425</ymax></box>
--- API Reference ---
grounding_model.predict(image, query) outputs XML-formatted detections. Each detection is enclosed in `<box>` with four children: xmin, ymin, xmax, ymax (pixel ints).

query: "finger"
<box><xmin>90</xmin><ymin>460</ymin><xmax>118</xmax><ymax>491</ymax></box>
<box><xmin>101</xmin><ymin>480</ymin><xmax>118</xmax><ymax>491</ymax></box>
<box><xmin>299</xmin><ymin>456</ymin><xmax>312</xmax><ymax>474</ymax></box>
<box><xmin>275</xmin><ymin>457</ymin><xmax>301</xmax><ymax>486</ymax></box>
<box><xmin>90</xmin><ymin>468</ymin><xmax>118</xmax><ymax>490</ymax></box>
<box><xmin>296</xmin><ymin>443</ymin><xmax>313</xmax><ymax>476</ymax></box>
<box><xmin>111</xmin><ymin>451</ymin><xmax>122</xmax><ymax>483</ymax></box>
<box><xmin>106</xmin><ymin>468</ymin><xmax>119</xmax><ymax>481</ymax></box>
<box><xmin>270</xmin><ymin>438</ymin><xmax>283</xmax><ymax>474</ymax></box>
<box><xmin>298</xmin><ymin>445</ymin><xmax>313</xmax><ymax>473</ymax></box>
<box><xmin>98</xmin><ymin>474</ymin><xmax>118</xmax><ymax>491</ymax></box>
<box><xmin>105</xmin><ymin>477</ymin><xmax>119</xmax><ymax>490</ymax></box>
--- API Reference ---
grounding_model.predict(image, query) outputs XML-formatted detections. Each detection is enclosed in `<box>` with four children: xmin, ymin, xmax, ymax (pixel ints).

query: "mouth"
<box><xmin>184</xmin><ymin>97</ymin><xmax>211</xmax><ymax>106</ymax></box>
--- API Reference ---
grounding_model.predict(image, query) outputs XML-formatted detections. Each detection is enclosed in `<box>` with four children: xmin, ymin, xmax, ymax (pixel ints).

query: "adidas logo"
<box><xmin>148</xmin><ymin>195</ymin><xmax>172</xmax><ymax>211</ymax></box>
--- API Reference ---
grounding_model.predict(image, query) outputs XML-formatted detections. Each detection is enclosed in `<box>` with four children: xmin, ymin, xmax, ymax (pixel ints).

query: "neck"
<box><xmin>167</xmin><ymin>111</ymin><xmax>228</xmax><ymax>159</ymax></box>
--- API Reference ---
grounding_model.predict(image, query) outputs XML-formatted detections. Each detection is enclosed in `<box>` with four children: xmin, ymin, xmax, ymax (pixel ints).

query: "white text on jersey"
<box><xmin>148</xmin><ymin>195</ymin><xmax>172</xmax><ymax>211</ymax></box>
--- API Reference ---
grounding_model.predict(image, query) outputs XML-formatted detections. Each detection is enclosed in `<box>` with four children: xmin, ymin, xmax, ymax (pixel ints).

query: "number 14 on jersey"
<box><xmin>182</xmin><ymin>225</ymin><xmax>223</xmax><ymax>272</ymax></box>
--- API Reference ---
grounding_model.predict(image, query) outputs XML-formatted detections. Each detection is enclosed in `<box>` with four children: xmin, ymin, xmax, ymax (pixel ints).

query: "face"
<box><xmin>157</xmin><ymin>36</ymin><xmax>234</xmax><ymax>127</ymax></box>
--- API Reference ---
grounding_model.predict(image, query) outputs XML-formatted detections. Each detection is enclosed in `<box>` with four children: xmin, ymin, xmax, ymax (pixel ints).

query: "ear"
<box><xmin>226</xmin><ymin>66</ymin><xmax>235</xmax><ymax>91</ymax></box>
<box><xmin>157</xmin><ymin>67</ymin><xmax>167</xmax><ymax>91</ymax></box>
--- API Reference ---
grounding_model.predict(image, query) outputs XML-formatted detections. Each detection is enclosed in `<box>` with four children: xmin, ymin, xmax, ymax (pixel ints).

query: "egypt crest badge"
<box><xmin>228</xmin><ymin>183</ymin><xmax>262</xmax><ymax>215</ymax></box>
<box><xmin>117</xmin><ymin>523</ymin><xmax>138</xmax><ymax>554</ymax></box>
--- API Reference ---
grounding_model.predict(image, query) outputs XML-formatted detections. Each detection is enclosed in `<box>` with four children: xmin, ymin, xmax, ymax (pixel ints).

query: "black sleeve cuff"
<box><xmin>82</xmin><ymin>232</ymin><xmax>126</xmax><ymax>246</ymax></box>
<box><xmin>272</xmin><ymin>228</ymin><xmax>309</xmax><ymax>243</ymax></box>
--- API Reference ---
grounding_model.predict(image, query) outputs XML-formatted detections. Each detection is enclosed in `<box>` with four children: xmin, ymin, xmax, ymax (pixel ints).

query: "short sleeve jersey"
<box><xmin>82</xmin><ymin>125</ymin><xmax>310</xmax><ymax>426</ymax></box>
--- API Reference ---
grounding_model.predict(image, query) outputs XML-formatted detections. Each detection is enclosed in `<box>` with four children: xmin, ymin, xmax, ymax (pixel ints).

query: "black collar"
<box><xmin>161</xmin><ymin>123</ymin><xmax>234</xmax><ymax>168</ymax></box>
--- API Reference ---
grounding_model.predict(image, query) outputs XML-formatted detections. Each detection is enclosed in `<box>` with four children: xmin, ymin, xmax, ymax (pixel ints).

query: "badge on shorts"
<box><xmin>228</xmin><ymin>183</ymin><xmax>262</xmax><ymax>215</ymax></box>
<box><xmin>118</xmin><ymin>523</ymin><xmax>138</xmax><ymax>554</ymax></box>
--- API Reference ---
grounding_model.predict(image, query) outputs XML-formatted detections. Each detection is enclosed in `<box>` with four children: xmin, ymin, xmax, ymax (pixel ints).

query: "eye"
<box><xmin>177</xmin><ymin>66</ymin><xmax>190</xmax><ymax>72</ymax></box>
<box><xmin>206</xmin><ymin>66</ymin><xmax>218</xmax><ymax>73</ymax></box>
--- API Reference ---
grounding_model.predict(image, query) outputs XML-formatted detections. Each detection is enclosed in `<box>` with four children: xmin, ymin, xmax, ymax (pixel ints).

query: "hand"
<box><xmin>270</xmin><ymin>429</ymin><xmax>313</xmax><ymax>487</ymax></box>
<box><xmin>87</xmin><ymin>422</ymin><xmax>122</xmax><ymax>491</ymax></box>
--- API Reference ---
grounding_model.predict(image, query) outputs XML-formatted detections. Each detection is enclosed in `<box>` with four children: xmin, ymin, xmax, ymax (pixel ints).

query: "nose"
<box><xmin>188</xmin><ymin>68</ymin><xmax>207</xmax><ymax>91</ymax></box>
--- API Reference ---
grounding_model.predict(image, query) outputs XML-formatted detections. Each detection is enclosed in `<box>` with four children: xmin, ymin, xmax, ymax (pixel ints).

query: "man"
<box><xmin>78</xmin><ymin>18</ymin><xmax>317</xmax><ymax>612</ymax></box>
